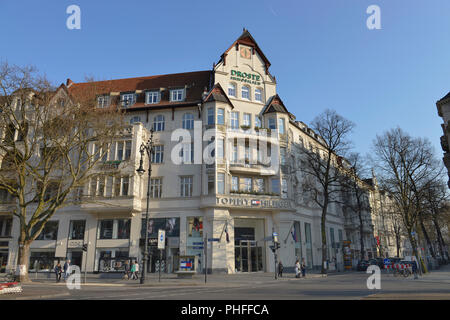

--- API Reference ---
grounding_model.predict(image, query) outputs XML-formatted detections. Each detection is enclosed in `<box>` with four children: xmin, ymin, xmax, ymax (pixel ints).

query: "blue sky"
<box><xmin>1</xmin><ymin>0</ymin><xmax>449</xmax><ymax>158</ymax></box>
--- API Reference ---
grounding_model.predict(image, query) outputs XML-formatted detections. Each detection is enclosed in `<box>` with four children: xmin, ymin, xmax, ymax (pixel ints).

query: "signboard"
<box><xmin>216</xmin><ymin>197</ymin><xmax>291</xmax><ymax>209</ymax></box>
<box><xmin>230</xmin><ymin>70</ymin><xmax>261</xmax><ymax>86</ymax></box>
<box><xmin>384</xmin><ymin>258</ymin><xmax>391</xmax><ymax>265</ymax></box>
<box><xmin>158</xmin><ymin>230</ymin><xmax>165</xmax><ymax>250</ymax></box>
<box><xmin>208</xmin><ymin>238</ymin><xmax>220</xmax><ymax>242</ymax></box>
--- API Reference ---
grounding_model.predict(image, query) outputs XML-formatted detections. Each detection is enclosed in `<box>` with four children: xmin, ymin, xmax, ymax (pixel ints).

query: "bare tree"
<box><xmin>340</xmin><ymin>153</ymin><xmax>372</xmax><ymax>261</ymax></box>
<box><xmin>299</xmin><ymin>109</ymin><xmax>355</xmax><ymax>274</ymax></box>
<box><xmin>372</xmin><ymin>127</ymin><xmax>441</xmax><ymax>272</ymax></box>
<box><xmin>0</xmin><ymin>62</ymin><xmax>125</xmax><ymax>282</ymax></box>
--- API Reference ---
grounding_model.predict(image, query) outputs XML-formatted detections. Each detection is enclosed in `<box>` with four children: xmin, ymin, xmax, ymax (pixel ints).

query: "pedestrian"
<box><xmin>278</xmin><ymin>261</ymin><xmax>283</xmax><ymax>278</ymax></box>
<box><xmin>54</xmin><ymin>261</ymin><xmax>62</xmax><ymax>283</ymax></box>
<box><xmin>295</xmin><ymin>259</ymin><xmax>301</xmax><ymax>278</ymax></box>
<box><xmin>124</xmin><ymin>260</ymin><xmax>130</xmax><ymax>280</ymax></box>
<box><xmin>301</xmin><ymin>258</ymin><xmax>306</xmax><ymax>278</ymax></box>
<box><xmin>130</xmin><ymin>261</ymin><xmax>137</xmax><ymax>280</ymax></box>
<box><xmin>63</xmin><ymin>259</ymin><xmax>71</xmax><ymax>281</ymax></box>
<box><xmin>134</xmin><ymin>261</ymin><xmax>140</xmax><ymax>280</ymax></box>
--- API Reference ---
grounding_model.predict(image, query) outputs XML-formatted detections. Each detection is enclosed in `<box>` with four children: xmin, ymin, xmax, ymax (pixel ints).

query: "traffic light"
<box><xmin>82</xmin><ymin>244</ymin><xmax>87</xmax><ymax>251</ymax></box>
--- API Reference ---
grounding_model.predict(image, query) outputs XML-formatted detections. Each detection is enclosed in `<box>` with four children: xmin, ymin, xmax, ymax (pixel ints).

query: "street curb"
<box><xmin>3</xmin><ymin>292</ymin><xmax>71</xmax><ymax>300</ymax></box>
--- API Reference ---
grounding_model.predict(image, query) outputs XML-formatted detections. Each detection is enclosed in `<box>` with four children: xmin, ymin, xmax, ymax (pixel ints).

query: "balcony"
<box><xmin>229</xmin><ymin>161</ymin><xmax>276</xmax><ymax>175</ymax></box>
<box><xmin>80</xmin><ymin>195</ymin><xmax>141</xmax><ymax>215</ymax></box>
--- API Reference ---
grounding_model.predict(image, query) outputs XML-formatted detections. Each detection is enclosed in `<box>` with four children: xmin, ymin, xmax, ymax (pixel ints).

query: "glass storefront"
<box><xmin>186</xmin><ymin>217</ymin><xmax>203</xmax><ymax>273</ymax></box>
<box><xmin>29</xmin><ymin>250</ymin><xmax>56</xmax><ymax>271</ymax></box>
<box><xmin>96</xmin><ymin>248</ymin><xmax>131</xmax><ymax>272</ymax></box>
<box><xmin>234</xmin><ymin>226</ymin><xmax>264</xmax><ymax>272</ymax></box>
<box><xmin>141</xmin><ymin>217</ymin><xmax>180</xmax><ymax>273</ymax></box>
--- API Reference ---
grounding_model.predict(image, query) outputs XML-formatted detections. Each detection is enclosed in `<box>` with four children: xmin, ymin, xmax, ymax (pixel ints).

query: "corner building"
<box><xmin>3</xmin><ymin>30</ymin><xmax>356</xmax><ymax>274</ymax></box>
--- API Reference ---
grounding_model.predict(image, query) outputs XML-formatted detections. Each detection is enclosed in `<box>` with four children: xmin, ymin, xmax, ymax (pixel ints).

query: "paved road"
<box><xmin>2</xmin><ymin>266</ymin><xmax>450</xmax><ymax>300</ymax></box>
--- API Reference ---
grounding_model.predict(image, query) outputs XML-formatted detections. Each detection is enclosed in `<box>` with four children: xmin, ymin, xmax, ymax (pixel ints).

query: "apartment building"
<box><xmin>1</xmin><ymin>30</ymin><xmax>381</xmax><ymax>274</ymax></box>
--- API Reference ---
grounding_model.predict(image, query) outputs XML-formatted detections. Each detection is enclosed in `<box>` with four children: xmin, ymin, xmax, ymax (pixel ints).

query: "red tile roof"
<box><xmin>67</xmin><ymin>70</ymin><xmax>212</xmax><ymax>110</ymax></box>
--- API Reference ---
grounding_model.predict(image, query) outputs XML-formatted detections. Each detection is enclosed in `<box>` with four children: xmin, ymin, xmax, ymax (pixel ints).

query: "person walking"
<box><xmin>134</xmin><ymin>261</ymin><xmax>140</xmax><ymax>280</ymax></box>
<box><xmin>124</xmin><ymin>260</ymin><xmax>130</xmax><ymax>280</ymax></box>
<box><xmin>54</xmin><ymin>261</ymin><xmax>62</xmax><ymax>282</ymax></box>
<box><xmin>63</xmin><ymin>259</ymin><xmax>71</xmax><ymax>281</ymax></box>
<box><xmin>295</xmin><ymin>259</ymin><xmax>301</xmax><ymax>278</ymax></box>
<box><xmin>301</xmin><ymin>258</ymin><xmax>306</xmax><ymax>278</ymax></box>
<box><xmin>130</xmin><ymin>261</ymin><xmax>136</xmax><ymax>280</ymax></box>
<box><xmin>278</xmin><ymin>261</ymin><xmax>283</xmax><ymax>278</ymax></box>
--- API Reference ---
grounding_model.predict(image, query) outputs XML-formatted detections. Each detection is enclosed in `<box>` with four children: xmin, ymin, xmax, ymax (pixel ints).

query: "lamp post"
<box><xmin>136</xmin><ymin>129</ymin><xmax>154</xmax><ymax>284</ymax></box>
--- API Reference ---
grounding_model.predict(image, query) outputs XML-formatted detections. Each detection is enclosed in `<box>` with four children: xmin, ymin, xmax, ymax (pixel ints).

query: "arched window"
<box><xmin>182</xmin><ymin>113</ymin><xmax>194</xmax><ymax>129</ymax></box>
<box><xmin>255</xmin><ymin>88</ymin><xmax>263</xmax><ymax>102</ymax></box>
<box><xmin>228</xmin><ymin>83</ymin><xmax>236</xmax><ymax>97</ymax></box>
<box><xmin>153</xmin><ymin>115</ymin><xmax>165</xmax><ymax>131</ymax></box>
<box><xmin>241</xmin><ymin>86</ymin><xmax>250</xmax><ymax>100</ymax></box>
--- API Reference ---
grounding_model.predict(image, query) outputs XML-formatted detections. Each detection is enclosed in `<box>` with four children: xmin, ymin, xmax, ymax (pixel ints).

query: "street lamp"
<box><xmin>136</xmin><ymin>129</ymin><xmax>154</xmax><ymax>284</ymax></box>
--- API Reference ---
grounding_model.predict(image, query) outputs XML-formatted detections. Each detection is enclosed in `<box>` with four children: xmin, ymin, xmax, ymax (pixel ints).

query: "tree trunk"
<box><xmin>358</xmin><ymin>211</ymin><xmax>365</xmax><ymax>260</ymax></box>
<box><xmin>409</xmin><ymin>232</ymin><xmax>426</xmax><ymax>274</ymax></box>
<box><xmin>321</xmin><ymin>206</ymin><xmax>328</xmax><ymax>274</ymax></box>
<box><xmin>433</xmin><ymin>216</ymin><xmax>448</xmax><ymax>263</ymax></box>
<box><xmin>419</xmin><ymin>215</ymin><xmax>435</xmax><ymax>258</ymax></box>
<box><xmin>17</xmin><ymin>241</ymin><xmax>32</xmax><ymax>283</ymax></box>
<box><xmin>395</xmin><ymin>234</ymin><xmax>401</xmax><ymax>258</ymax></box>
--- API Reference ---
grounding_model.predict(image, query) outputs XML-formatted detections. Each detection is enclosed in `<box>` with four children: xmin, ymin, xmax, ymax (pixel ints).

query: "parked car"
<box><xmin>357</xmin><ymin>260</ymin><xmax>370</xmax><ymax>271</ymax></box>
<box><xmin>368</xmin><ymin>258</ymin><xmax>385</xmax><ymax>268</ymax></box>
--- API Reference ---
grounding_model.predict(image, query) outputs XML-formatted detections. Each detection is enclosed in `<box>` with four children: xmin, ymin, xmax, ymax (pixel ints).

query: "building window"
<box><xmin>281</xmin><ymin>179</ymin><xmax>288</xmax><ymax>199</ymax></box>
<box><xmin>130</xmin><ymin>116</ymin><xmax>141</xmax><ymax>124</ymax></box>
<box><xmin>121</xmin><ymin>93</ymin><xmax>136</xmax><ymax>107</ymax></box>
<box><xmin>228</xmin><ymin>83</ymin><xmax>236</xmax><ymax>97</ymax></box>
<box><xmin>117</xmin><ymin>142</ymin><xmax>124</xmax><ymax>161</ymax></box>
<box><xmin>255</xmin><ymin>88</ymin><xmax>262</xmax><ymax>102</ymax></box>
<box><xmin>243</xmin><ymin>113</ymin><xmax>251</xmax><ymax>127</ymax></box>
<box><xmin>217</xmin><ymin>108</ymin><xmax>225</xmax><ymax>125</ymax></box>
<box><xmin>170</xmin><ymin>89</ymin><xmax>184</xmax><ymax>102</ymax></box>
<box><xmin>98</xmin><ymin>176</ymin><xmax>106</xmax><ymax>197</ymax></box>
<box><xmin>207</xmin><ymin>108</ymin><xmax>215</xmax><ymax>125</ymax></box>
<box><xmin>99</xmin><ymin>220</ymin><xmax>113</xmax><ymax>239</ymax></box>
<box><xmin>125</xmin><ymin>141</ymin><xmax>132</xmax><ymax>160</ymax></box>
<box><xmin>150</xmin><ymin>178</ymin><xmax>162</xmax><ymax>198</ymax></box>
<box><xmin>255</xmin><ymin>178</ymin><xmax>264</xmax><ymax>193</ymax></box>
<box><xmin>217</xmin><ymin>173</ymin><xmax>225</xmax><ymax>195</ymax></box>
<box><xmin>271</xmin><ymin>179</ymin><xmax>280</xmax><ymax>194</ymax></box>
<box><xmin>117</xmin><ymin>219</ymin><xmax>131</xmax><ymax>239</ymax></box>
<box><xmin>230</xmin><ymin>112</ymin><xmax>239</xmax><ymax>129</ymax></box>
<box><xmin>146</xmin><ymin>91</ymin><xmax>160</xmax><ymax>104</ymax></box>
<box><xmin>255</xmin><ymin>115</ymin><xmax>261</xmax><ymax>128</ymax></box>
<box><xmin>232</xmin><ymin>144</ymin><xmax>238</xmax><ymax>163</ymax></box>
<box><xmin>152</xmin><ymin>145</ymin><xmax>164</xmax><ymax>163</ymax></box>
<box><xmin>69</xmin><ymin>220</ymin><xmax>85</xmax><ymax>240</ymax></box>
<box><xmin>268</xmin><ymin>118</ymin><xmax>276</xmax><ymax>130</ymax></box>
<box><xmin>217</xmin><ymin>138</ymin><xmax>224</xmax><ymax>159</ymax></box>
<box><xmin>180</xmin><ymin>176</ymin><xmax>193</xmax><ymax>197</ymax></box>
<box><xmin>97</xmin><ymin>95</ymin><xmax>110</xmax><ymax>108</ymax></box>
<box><xmin>121</xmin><ymin>176</ymin><xmax>129</xmax><ymax>196</ymax></box>
<box><xmin>180</xmin><ymin>143</ymin><xmax>194</xmax><ymax>164</ymax></box>
<box><xmin>241</xmin><ymin>86</ymin><xmax>250</xmax><ymax>100</ymax></box>
<box><xmin>208</xmin><ymin>175</ymin><xmax>215</xmax><ymax>195</ymax></box>
<box><xmin>278</xmin><ymin>118</ymin><xmax>285</xmax><ymax>134</ymax></box>
<box><xmin>153</xmin><ymin>115</ymin><xmax>165</xmax><ymax>131</ymax></box>
<box><xmin>242</xmin><ymin>178</ymin><xmax>252</xmax><ymax>192</ymax></box>
<box><xmin>231</xmin><ymin>176</ymin><xmax>239</xmax><ymax>192</ymax></box>
<box><xmin>182</xmin><ymin>113</ymin><xmax>194</xmax><ymax>129</ymax></box>
<box><xmin>35</xmin><ymin>221</ymin><xmax>59</xmax><ymax>240</ymax></box>
<box><xmin>0</xmin><ymin>217</ymin><xmax>12</xmax><ymax>238</ymax></box>
<box><xmin>280</xmin><ymin>147</ymin><xmax>287</xmax><ymax>165</ymax></box>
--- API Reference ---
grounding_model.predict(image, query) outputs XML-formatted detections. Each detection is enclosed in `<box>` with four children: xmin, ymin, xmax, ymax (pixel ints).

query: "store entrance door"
<box><xmin>0</xmin><ymin>249</ymin><xmax>8</xmax><ymax>273</ymax></box>
<box><xmin>235</xmin><ymin>240</ymin><xmax>263</xmax><ymax>272</ymax></box>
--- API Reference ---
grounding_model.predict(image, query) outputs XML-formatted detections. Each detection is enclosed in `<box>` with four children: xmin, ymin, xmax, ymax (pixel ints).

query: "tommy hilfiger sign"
<box><xmin>216</xmin><ymin>197</ymin><xmax>291</xmax><ymax>209</ymax></box>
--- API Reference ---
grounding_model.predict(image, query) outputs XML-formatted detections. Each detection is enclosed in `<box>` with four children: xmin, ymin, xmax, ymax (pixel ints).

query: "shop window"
<box><xmin>69</xmin><ymin>220</ymin><xmax>85</xmax><ymax>240</ymax></box>
<box><xmin>187</xmin><ymin>217</ymin><xmax>203</xmax><ymax>238</ymax></box>
<box><xmin>29</xmin><ymin>251</ymin><xmax>55</xmax><ymax>271</ymax></box>
<box><xmin>35</xmin><ymin>221</ymin><xmax>59</xmax><ymax>240</ymax></box>
<box><xmin>142</xmin><ymin>218</ymin><xmax>180</xmax><ymax>238</ymax></box>
<box><xmin>97</xmin><ymin>248</ymin><xmax>130</xmax><ymax>272</ymax></box>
